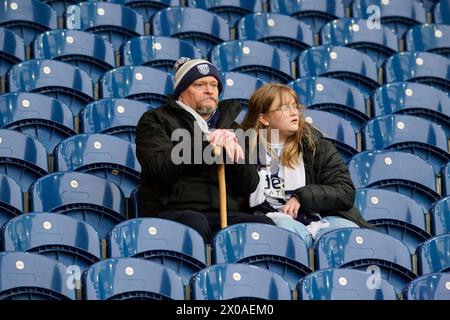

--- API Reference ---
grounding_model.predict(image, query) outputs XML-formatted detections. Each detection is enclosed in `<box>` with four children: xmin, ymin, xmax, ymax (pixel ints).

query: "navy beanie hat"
<box><xmin>173</xmin><ymin>57</ymin><xmax>223</xmax><ymax>98</ymax></box>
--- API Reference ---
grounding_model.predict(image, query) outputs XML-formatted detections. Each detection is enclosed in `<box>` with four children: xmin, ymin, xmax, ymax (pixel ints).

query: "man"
<box><xmin>136</xmin><ymin>58</ymin><xmax>274</xmax><ymax>242</ymax></box>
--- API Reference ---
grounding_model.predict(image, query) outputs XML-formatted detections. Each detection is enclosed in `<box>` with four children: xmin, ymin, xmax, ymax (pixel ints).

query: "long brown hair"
<box><xmin>242</xmin><ymin>83</ymin><xmax>316</xmax><ymax>168</ymax></box>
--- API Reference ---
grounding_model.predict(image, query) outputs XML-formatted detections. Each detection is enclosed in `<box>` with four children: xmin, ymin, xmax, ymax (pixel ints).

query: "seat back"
<box><xmin>108</xmin><ymin>217</ymin><xmax>207</xmax><ymax>286</ymax></box>
<box><xmin>371</xmin><ymin>82</ymin><xmax>450</xmax><ymax>136</ymax></box>
<box><xmin>383</xmin><ymin>51</ymin><xmax>450</xmax><ymax>92</ymax></box>
<box><xmin>75</xmin><ymin>1</ymin><xmax>144</xmax><ymax>51</ymax></box>
<box><xmin>402</xmin><ymin>272</ymin><xmax>450</xmax><ymax>300</ymax></box>
<box><xmin>355</xmin><ymin>188</ymin><xmax>430</xmax><ymax>253</ymax></box>
<box><xmin>210</xmin><ymin>39</ymin><xmax>293</xmax><ymax>83</ymax></box>
<box><xmin>434</xmin><ymin>0</ymin><xmax>450</xmax><ymax>24</ymax></box>
<box><xmin>99</xmin><ymin>65</ymin><xmax>174</xmax><ymax>107</ymax></box>
<box><xmin>0</xmin><ymin>129</ymin><xmax>48</xmax><ymax>193</ymax></box>
<box><xmin>2</xmin><ymin>212</ymin><xmax>102</xmax><ymax>271</ymax></box>
<box><xmin>0</xmin><ymin>92</ymin><xmax>76</xmax><ymax>154</ymax></box>
<box><xmin>0</xmin><ymin>27</ymin><xmax>25</xmax><ymax>78</ymax></box>
<box><xmin>315</xmin><ymin>227</ymin><xmax>416</xmax><ymax>293</ymax></box>
<box><xmin>0</xmin><ymin>0</ymin><xmax>57</xmax><ymax>46</ymax></box>
<box><xmin>430</xmin><ymin>196</ymin><xmax>450</xmax><ymax>236</ymax></box>
<box><xmin>80</xmin><ymin>98</ymin><xmax>155</xmax><ymax>143</ymax></box>
<box><xmin>348</xmin><ymin>150</ymin><xmax>439</xmax><ymax>210</ymax></box>
<box><xmin>54</xmin><ymin>133</ymin><xmax>140</xmax><ymax>197</ymax></box>
<box><xmin>297</xmin><ymin>45</ymin><xmax>379</xmax><ymax>97</ymax></box>
<box><xmin>7</xmin><ymin>59</ymin><xmax>95</xmax><ymax>115</ymax></box>
<box><xmin>212</xmin><ymin>223</ymin><xmax>311</xmax><ymax>290</ymax></box>
<box><xmin>416</xmin><ymin>234</ymin><xmax>450</xmax><ymax>275</ymax></box>
<box><xmin>298</xmin><ymin>268</ymin><xmax>397</xmax><ymax>300</ymax></box>
<box><xmin>362</xmin><ymin>114</ymin><xmax>449</xmax><ymax>175</ymax></box>
<box><xmin>33</xmin><ymin>29</ymin><xmax>116</xmax><ymax>83</ymax></box>
<box><xmin>151</xmin><ymin>7</ymin><xmax>230</xmax><ymax>56</ymax></box>
<box><xmin>352</xmin><ymin>0</ymin><xmax>426</xmax><ymax>36</ymax></box>
<box><xmin>405</xmin><ymin>24</ymin><xmax>450</xmax><ymax>58</ymax></box>
<box><xmin>110</xmin><ymin>0</ymin><xmax>180</xmax><ymax>22</ymax></box>
<box><xmin>303</xmin><ymin>109</ymin><xmax>358</xmax><ymax>164</ymax></box>
<box><xmin>0</xmin><ymin>251</ymin><xmax>76</xmax><ymax>300</ymax></box>
<box><xmin>83</xmin><ymin>257</ymin><xmax>185</xmax><ymax>300</ymax></box>
<box><xmin>290</xmin><ymin>76</ymin><xmax>368</xmax><ymax>133</ymax></box>
<box><xmin>219</xmin><ymin>71</ymin><xmax>266</xmax><ymax>109</ymax></box>
<box><xmin>269</xmin><ymin>0</ymin><xmax>345</xmax><ymax>34</ymax></box>
<box><xmin>190</xmin><ymin>263</ymin><xmax>292</xmax><ymax>300</ymax></box>
<box><xmin>237</xmin><ymin>12</ymin><xmax>313</xmax><ymax>61</ymax></box>
<box><xmin>120</xmin><ymin>36</ymin><xmax>202</xmax><ymax>73</ymax></box>
<box><xmin>321</xmin><ymin>18</ymin><xmax>399</xmax><ymax>67</ymax></box>
<box><xmin>0</xmin><ymin>174</ymin><xmax>23</xmax><ymax>226</ymax></box>
<box><xmin>29</xmin><ymin>172</ymin><xmax>127</xmax><ymax>239</ymax></box>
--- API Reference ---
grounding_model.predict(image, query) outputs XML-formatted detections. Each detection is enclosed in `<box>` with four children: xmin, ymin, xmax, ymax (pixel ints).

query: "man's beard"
<box><xmin>196</xmin><ymin>99</ymin><xmax>218</xmax><ymax>117</ymax></box>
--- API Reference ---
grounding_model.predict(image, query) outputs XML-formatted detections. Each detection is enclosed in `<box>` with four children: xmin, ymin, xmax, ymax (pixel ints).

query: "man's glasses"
<box><xmin>266</xmin><ymin>103</ymin><xmax>303</xmax><ymax>117</ymax></box>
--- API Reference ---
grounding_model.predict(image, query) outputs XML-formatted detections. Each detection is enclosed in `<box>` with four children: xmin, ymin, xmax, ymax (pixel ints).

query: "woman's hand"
<box><xmin>280</xmin><ymin>196</ymin><xmax>301</xmax><ymax>218</ymax></box>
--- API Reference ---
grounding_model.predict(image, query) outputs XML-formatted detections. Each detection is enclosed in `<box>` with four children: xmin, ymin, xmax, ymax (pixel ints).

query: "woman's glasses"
<box><xmin>266</xmin><ymin>103</ymin><xmax>303</xmax><ymax>117</ymax></box>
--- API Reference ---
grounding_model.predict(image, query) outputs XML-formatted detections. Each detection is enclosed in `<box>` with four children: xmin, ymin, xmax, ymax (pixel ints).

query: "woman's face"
<box><xmin>259</xmin><ymin>93</ymin><xmax>300</xmax><ymax>143</ymax></box>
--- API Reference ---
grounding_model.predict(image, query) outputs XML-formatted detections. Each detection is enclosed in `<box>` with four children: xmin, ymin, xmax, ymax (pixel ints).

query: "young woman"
<box><xmin>242</xmin><ymin>83</ymin><xmax>372</xmax><ymax>248</ymax></box>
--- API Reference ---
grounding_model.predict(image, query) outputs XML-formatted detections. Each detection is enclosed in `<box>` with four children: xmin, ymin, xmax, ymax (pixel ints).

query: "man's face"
<box><xmin>179</xmin><ymin>76</ymin><xmax>219</xmax><ymax>119</ymax></box>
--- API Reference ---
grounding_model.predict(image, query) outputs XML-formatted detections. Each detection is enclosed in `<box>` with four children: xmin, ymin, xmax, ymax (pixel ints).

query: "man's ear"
<box><xmin>258</xmin><ymin>114</ymin><xmax>269</xmax><ymax>127</ymax></box>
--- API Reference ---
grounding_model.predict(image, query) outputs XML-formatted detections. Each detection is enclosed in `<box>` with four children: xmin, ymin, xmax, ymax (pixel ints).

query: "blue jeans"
<box><xmin>269</xmin><ymin>214</ymin><xmax>359</xmax><ymax>249</ymax></box>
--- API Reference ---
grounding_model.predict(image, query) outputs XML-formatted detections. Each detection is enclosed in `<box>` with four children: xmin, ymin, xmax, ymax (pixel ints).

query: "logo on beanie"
<box><xmin>197</xmin><ymin>64</ymin><xmax>210</xmax><ymax>75</ymax></box>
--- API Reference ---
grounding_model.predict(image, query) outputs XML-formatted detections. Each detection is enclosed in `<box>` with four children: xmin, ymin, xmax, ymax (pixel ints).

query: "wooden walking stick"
<box><xmin>214</xmin><ymin>146</ymin><xmax>228</xmax><ymax>229</ymax></box>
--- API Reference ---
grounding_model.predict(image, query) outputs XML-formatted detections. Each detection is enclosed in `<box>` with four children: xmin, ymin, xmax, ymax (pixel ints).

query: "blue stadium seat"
<box><xmin>188</xmin><ymin>0</ymin><xmax>264</xmax><ymax>27</ymax></box>
<box><xmin>416</xmin><ymin>234</ymin><xmax>450</xmax><ymax>274</ymax></box>
<box><xmin>2</xmin><ymin>212</ymin><xmax>102</xmax><ymax>271</ymax></box>
<box><xmin>212</xmin><ymin>223</ymin><xmax>311</xmax><ymax>290</ymax></box>
<box><xmin>237</xmin><ymin>12</ymin><xmax>314</xmax><ymax>61</ymax></box>
<box><xmin>0</xmin><ymin>92</ymin><xmax>76</xmax><ymax>154</ymax></box>
<box><xmin>83</xmin><ymin>257</ymin><xmax>185</xmax><ymax>300</ymax></box>
<box><xmin>430</xmin><ymin>196</ymin><xmax>450</xmax><ymax>236</ymax></box>
<box><xmin>405</xmin><ymin>24</ymin><xmax>450</xmax><ymax>58</ymax></box>
<box><xmin>99</xmin><ymin>66</ymin><xmax>174</xmax><ymax>107</ymax></box>
<box><xmin>210</xmin><ymin>40</ymin><xmax>293</xmax><ymax>83</ymax></box>
<box><xmin>355</xmin><ymin>188</ymin><xmax>430</xmax><ymax>254</ymax></box>
<box><xmin>315</xmin><ymin>227</ymin><xmax>416</xmax><ymax>294</ymax></box>
<box><xmin>402</xmin><ymin>272</ymin><xmax>450</xmax><ymax>300</ymax></box>
<box><xmin>190</xmin><ymin>263</ymin><xmax>292</xmax><ymax>300</ymax></box>
<box><xmin>362</xmin><ymin>114</ymin><xmax>450</xmax><ymax>175</ymax></box>
<box><xmin>442</xmin><ymin>162</ymin><xmax>450</xmax><ymax>196</ymax></box>
<box><xmin>297</xmin><ymin>268</ymin><xmax>397</xmax><ymax>300</ymax></box>
<box><xmin>7</xmin><ymin>59</ymin><xmax>95</xmax><ymax>116</ymax></box>
<box><xmin>128</xmin><ymin>186</ymin><xmax>140</xmax><ymax>218</ymax></box>
<box><xmin>33</xmin><ymin>29</ymin><xmax>115</xmax><ymax>83</ymax></box>
<box><xmin>106</xmin><ymin>0</ymin><xmax>180</xmax><ymax>22</ymax></box>
<box><xmin>348</xmin><ymin>150</ymin><xmax>440</xmax><ymax>210</ymax></box>
<box><xmin>383</xmin><ymin>51</ymin><xmax>450</xmax><ymax>92</ymax></box>
<box><xmin>434</xmin><ymin>0</ymin><xmax>450</xmax><ymax>24</ymax></box>
<box><xmin>54</xmin><ymin>133</ymin><xmax>141</xmax><ymax>198</ymax></box>
<box><xmin>80</xmin><ymin>98</ymin><xmax>154</xmax><ymax>143</ymax></box>
<box><xmin>320</xmin><ymin>18</ymin><xmax>399</xmax><ymax>67</ymax></box>
<box><xmin>219</xmin><ymin>71</ymin><xmax>265</xmax><ymax>122</ymax></box>
<box><xmin>120</xmin><ymin>36</ymin><xmax>202</xmax><ymax>73</ymax></box>
<box><xmin>0</xmin><ymin>27</ymin><xmax>24</xmax><ymax>79</ymax></box>
<box><xmin>151</xmin><ymin>7</ymin><xmax>230</xmax><ymax>57</ymax></box>
<box><xmin>371</xmin><ymin>82</ymin><xmax>450</xmax><ymax>136</ymax></box>
<box><xmin>268</xmin><ymin>0</ymin><xmax>345</xmax><ymax>35</ymax></box>
<box><xmin>70</xmin><ymin>1</ymin><xmax>145</xmax><ymax>51</ymax></box>
<box><xmin>303</xmin><ymin>109</ymin><xmax>358</xmax><ymax>164</ymax></box>
<box><xmin>108</xmin><ymin>218</ymin><xmax>207</xmax><ymax>286</ymax></box>
<box><xmin>0</xmin><ymin>0</ymin><xmax>57</xmax><ymax>46</ymax></box>
<box><xmin>0</xmin><ymin>129</ymin><xmax>48</xmax><ymax>193</ymax></box>
<box><xmin>29</xmin><ymin>172</ymin><xmax>127</xmax><ymax>240</ymax></box>
<box><xmin>297</xmin><ymin>45</ymin><xmax>379</xmax><ymax>97</ymax></box>
<box><xmin>423</xmin><ymin>0</ymin><xmax>440</xmax><ymax>12</ymax></box>
<box><xmin>289</xmin><ymin>76</ymin><xmax>369</xmax><ymax>133</ymax></box>
<box><xmin>0</xmin><ymin>251</ymin><xmax>76</xmax><ymax>300</ymax></box>
<box><xmin>352</xmin><ymin>0</ymin><xmax>427</xmax><ymax>37</ymax></box>
<box><xmin>0</xmin><ymin>174</ymin><xmax>23</xmax><ymax>227</ymax></box>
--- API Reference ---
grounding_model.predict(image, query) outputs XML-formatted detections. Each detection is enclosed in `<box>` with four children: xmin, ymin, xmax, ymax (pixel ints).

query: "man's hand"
<box><xmin>207</xmin><ymin>129</ymin><xmax>244</xmax><ymax>163</ymax></box>
<box><xmin>280</xmin><ymin>196</ymin><xmax>300</xmax><ymax>218</ymax></box>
